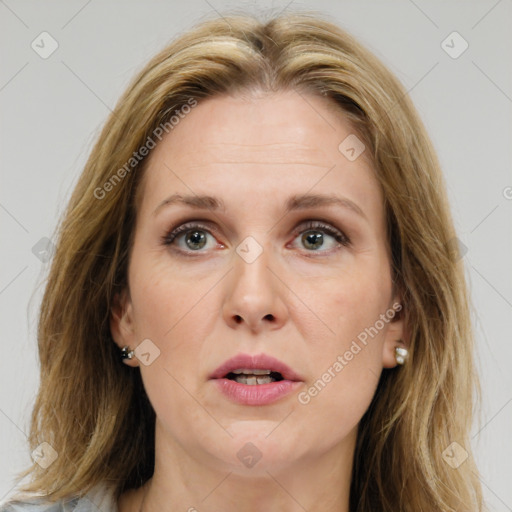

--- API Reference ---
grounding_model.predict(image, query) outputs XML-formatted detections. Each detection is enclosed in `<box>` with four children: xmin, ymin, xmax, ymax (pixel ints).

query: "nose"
<box><xmin>222</xmin><ymin>243</ymin><xmax>288</xmax><ymax>333</ymax></box>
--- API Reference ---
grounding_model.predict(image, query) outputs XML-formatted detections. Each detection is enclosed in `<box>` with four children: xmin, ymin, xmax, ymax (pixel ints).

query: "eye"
<box><xmin>161</xmin><ymin>222</ymin><xmax>220</xmax><ymax>255</ymax></box>
<box><xmin>290</xmin><ymin>220</ymin><xmax>350</xmax><ymax>253</ymax></box>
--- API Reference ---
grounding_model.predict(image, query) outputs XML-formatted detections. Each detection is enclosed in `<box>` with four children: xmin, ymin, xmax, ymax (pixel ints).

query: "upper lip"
<box><xmin>209</xmin><ymin>353</ymin><xmax>303</xmax><ymax>382</ymax></box>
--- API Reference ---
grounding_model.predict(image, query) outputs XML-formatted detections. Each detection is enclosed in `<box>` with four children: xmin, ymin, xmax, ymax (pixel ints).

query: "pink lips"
<box><xmin>209</xmin><ymin>353</ymin><xmax>304</xmax><ymax>406</ymax></box>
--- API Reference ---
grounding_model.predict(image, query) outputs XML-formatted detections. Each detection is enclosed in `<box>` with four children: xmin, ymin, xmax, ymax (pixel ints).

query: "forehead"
<box><xmin>158</xmin><ymin>91</ymin><xmax>357</xmax><ymax>160</ymax></box>
<box><xmin>137</xmin><ymin>90</ymin><xmax>382</xmax><ymax>220</ymax></box>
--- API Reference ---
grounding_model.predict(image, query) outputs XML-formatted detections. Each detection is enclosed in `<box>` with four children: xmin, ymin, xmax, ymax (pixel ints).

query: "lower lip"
<box><xmin>211</xmin><ymin>378</ymin><xmax>302</xmax><ymax>405</ymax></box>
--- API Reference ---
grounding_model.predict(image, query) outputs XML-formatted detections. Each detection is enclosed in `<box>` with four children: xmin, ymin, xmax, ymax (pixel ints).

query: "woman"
<box><xmin>1</xmin><ymin>11</ymin><xmax>486</xmax><ymax>512</ymax></box>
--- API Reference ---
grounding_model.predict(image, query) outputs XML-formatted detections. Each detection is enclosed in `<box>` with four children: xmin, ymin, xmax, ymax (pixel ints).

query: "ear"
<box><xmin>381</xmin><ymin>298</ymin><xmax>408</xmax><ymax>369</ymax></box>
<box><xmin>110</xmin><ymin>288</ymin><xmax>139</xmax><ymax>367</ymax></box>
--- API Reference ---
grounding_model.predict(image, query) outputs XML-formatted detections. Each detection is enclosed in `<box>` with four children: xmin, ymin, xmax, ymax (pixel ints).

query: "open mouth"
<box><xmin>211</xmin><ymin>356</ymin><xmax>303</xmax><ymax>405</ymax></box>
<box><xmin>224</xmin><ymin>370</ymin><xmax>285</xmax><ymax>385</ymax></box>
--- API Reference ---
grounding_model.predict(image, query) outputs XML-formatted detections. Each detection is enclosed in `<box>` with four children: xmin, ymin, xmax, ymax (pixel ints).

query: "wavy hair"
<box><xmin>5</xmin><ymin>11</ymin><xmax>485</xmax><ymax>512</ymax></box>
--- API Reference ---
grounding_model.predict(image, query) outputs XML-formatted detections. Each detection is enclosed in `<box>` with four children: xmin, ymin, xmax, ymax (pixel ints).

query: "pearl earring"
<box><xmin>395</xmin><ymin>346</ymin><xmax>408</xmax><ymax>365</ymax></box>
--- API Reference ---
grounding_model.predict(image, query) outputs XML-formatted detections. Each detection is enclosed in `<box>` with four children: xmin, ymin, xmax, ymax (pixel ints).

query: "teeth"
<box><xmin>233</xmin><ymin>375</ymin><xmax>276</xmax><ymax>385</ymax></box>
<box><xmin>232</xmin><ymin>369</ymin><xmax>272</xmax><ymax>375</ymax></box>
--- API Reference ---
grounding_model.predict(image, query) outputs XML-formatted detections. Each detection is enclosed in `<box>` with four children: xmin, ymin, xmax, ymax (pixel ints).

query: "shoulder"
<box><xmin>0</xmin><ymin>496</ymin><xmax>77</xmax><ymax>511</ymax></box>
<box><xmin>0</xmin><ymin>482</ymin><xmax>118</xmax><ymax>512</ymax></box>
<box><xmin>0</xmin><ymin>498</ymin><xmax>74</xmax><ymax>511</ymax></box>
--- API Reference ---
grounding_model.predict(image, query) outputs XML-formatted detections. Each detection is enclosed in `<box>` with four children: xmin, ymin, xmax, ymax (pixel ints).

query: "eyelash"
<box><xmin>160</xmin><ymin>220</ymin><xmax>351</xmax><ymax>256</ymax></box>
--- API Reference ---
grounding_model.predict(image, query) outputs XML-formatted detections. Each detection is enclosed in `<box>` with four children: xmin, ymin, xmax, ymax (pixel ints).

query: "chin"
<box><xmin>209</xmin><ymin>428</ymin><xmax>305</xmax><ymax>476</ymax></box>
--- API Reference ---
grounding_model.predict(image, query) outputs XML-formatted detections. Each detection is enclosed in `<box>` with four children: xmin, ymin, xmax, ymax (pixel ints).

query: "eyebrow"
<box><xmin>153</xmin><ymin>193</ymin><xmax>367</xmax><ymax>221</ymax></box>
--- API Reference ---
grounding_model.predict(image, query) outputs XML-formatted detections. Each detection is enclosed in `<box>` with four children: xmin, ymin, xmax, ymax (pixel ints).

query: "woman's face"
<box><xmin>111</xmin><ymin>90</ymin><xmax>405</xmax><ymax>476</ymax></box>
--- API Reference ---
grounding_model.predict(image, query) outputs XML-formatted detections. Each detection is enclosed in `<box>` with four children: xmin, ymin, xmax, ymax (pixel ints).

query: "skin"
<box><xmin>111</xmin><ymin>90</ymin><xmax>407</xmax><ymax>512</ymax></box>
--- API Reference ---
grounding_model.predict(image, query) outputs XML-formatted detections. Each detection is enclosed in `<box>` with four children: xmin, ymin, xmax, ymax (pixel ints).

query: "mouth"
<box><xmin>209</xmin><ymin>353</ymin><xmax>303</xmax><ymax>406</ymax></box>
<box><xmin>209</xmin><ymin>352</ymin><xmax>303</xmax><ymax>383</ymax></box>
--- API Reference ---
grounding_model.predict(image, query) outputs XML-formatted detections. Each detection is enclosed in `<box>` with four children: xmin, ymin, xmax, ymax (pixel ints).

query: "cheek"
<box><xmin>290</xmin><ymin>266</ymin><xmax>390</xmax><ymax>422</ymax></box>
<box><xmin>297</xmin><ymin>359</ymin><xmax>380</xmax><ymax>446</ymax></box>
<box><xmin>301</xmin><ymin>263</ymin><xmax>390</xmax><ymax>344</ymax></box>
<box><xmin>128</xmin><ymin>251</ymin><xmax>217</xmax><ymax>385</ymax></box>
<box><xmin>292</xmin><ymin>263</ymin><xmax>390</xmax><ymax>432</ymax></box>
<box><xmin>129</xmin><ymin>248</ymin><xmax>206</xmax><ymax>340</ymax></box>
<box><xmin>129</xmin><ymin>261</ymin><xmax>211</xmax><ymax>431</ymax></box>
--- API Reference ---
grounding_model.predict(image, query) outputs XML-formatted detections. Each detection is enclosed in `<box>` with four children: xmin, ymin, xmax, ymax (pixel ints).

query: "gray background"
<box><xmin>1</xmin><ymin>0</ymin><xmax>511</xmax><ymax>509</ymax></box>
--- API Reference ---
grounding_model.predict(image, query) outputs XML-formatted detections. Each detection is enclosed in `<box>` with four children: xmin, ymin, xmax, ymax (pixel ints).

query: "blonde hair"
<box><xmin>6</xmin><ymin>11</ymin><xmax>485</xmax><ymax>511</ymax></box>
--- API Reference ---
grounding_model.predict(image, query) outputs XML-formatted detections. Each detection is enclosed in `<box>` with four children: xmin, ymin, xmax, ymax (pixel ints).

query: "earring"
<box><xmin>121</xmin><ymin>346</ymin><xmax>135</xmax><ymax>360</ymax></box>
<box><xmin>395</xmin><ymin>346</ymin><xmax>408</xmax><ymax>365</ymax></box>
